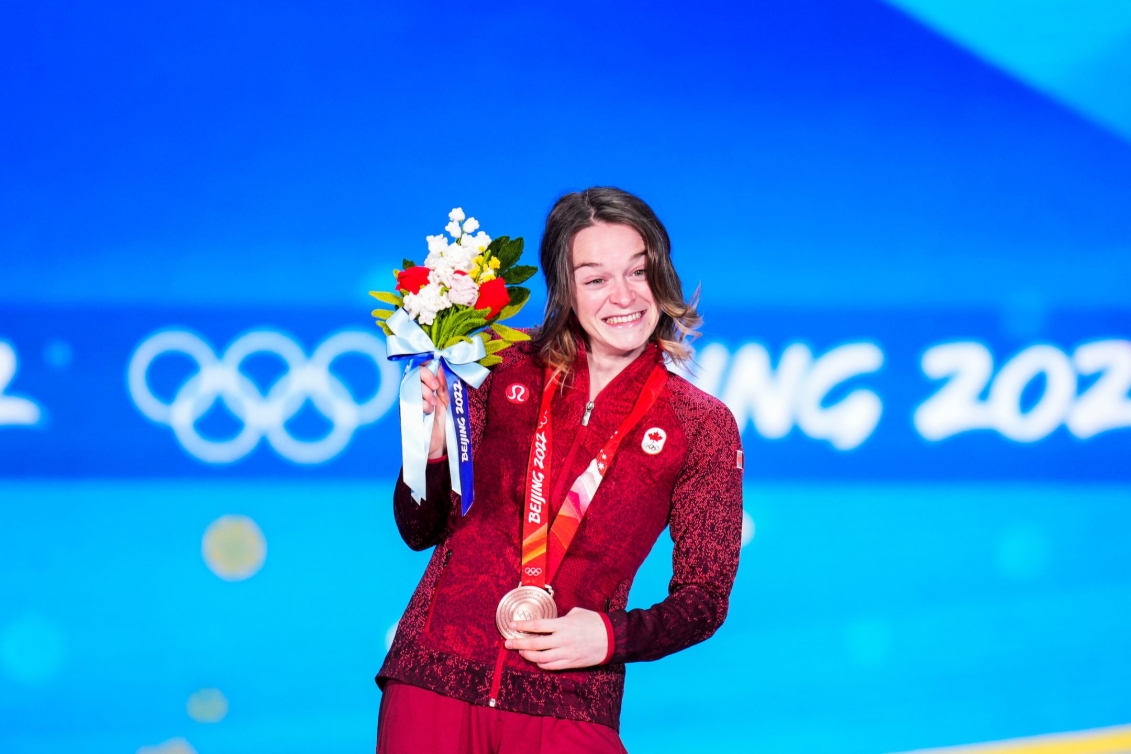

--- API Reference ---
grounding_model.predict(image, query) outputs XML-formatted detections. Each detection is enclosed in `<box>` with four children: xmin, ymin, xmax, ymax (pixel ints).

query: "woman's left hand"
<box><xmin>505</xmin><ymin>607</ymin><xmax>608</xmax><ymax>670</ymax></box>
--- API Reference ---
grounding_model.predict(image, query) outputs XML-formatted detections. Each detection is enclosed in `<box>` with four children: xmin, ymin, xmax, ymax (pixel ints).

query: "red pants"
<box><xmin>377</xmin><ymin>680</ymin><xmax>628</xmax><ymax>754</ymax></box>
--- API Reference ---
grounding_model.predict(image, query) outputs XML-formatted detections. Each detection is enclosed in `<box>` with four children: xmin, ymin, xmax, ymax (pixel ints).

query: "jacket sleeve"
<box><xmin>392</xmin><ymin>456</ymin><xmax>455</xmax><ymax>551</ymax></box>
<box><xmin>605</xmin><ymin>400</ymin><xmax>744</xmax><ymax>663</ymax></box>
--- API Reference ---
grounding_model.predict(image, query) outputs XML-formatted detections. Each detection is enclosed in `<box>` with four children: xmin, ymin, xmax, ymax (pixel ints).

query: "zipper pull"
<box><xmin>581</xmin><ymin>400</ymin><xmax>595</xmax><ymax>426</ymax></box>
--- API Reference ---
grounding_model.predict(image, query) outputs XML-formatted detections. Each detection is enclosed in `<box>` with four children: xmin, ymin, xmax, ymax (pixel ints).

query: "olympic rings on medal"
<box><xmin>523</xmin><ymin>566</ymin><xmax>543</xmax><ymax>576</ymax></box>
<box><xmin>128</xmin><ymin>328</ymin><xmax>400</xmax><ymax>464</ymax></box>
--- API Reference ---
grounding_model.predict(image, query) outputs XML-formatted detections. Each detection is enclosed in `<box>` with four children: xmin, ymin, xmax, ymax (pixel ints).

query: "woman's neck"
<box><xmin>586</xmin><ymin>342</ymin><xmax>647</xmax><ymax>402</ymax></box>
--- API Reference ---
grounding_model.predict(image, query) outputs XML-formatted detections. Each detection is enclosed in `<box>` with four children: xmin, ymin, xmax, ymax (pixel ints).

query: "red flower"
<box><xmin>395</xmin><ymin>266</ymin><xmax>431</xmax><ymax>294</ymax></box>
<box><xmin>474</xmin><ymin>277</ymin><xmax>510</xmax><ymax>318</ymax></box>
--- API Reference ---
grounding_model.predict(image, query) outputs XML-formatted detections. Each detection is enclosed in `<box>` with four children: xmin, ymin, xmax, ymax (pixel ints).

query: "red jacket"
<box><xmin>376</xmin><ymin>339</ymin><xmax>744</xmax><ymax>731</ymax></box>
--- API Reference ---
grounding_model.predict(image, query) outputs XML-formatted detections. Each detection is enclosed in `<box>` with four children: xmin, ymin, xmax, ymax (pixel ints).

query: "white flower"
<box><xmin>426</xmin><ymin>259</ymin><xmax>456</xmax><ymax>288</ymax></box>
<box><xmin>402</xmin><ymin>292</ymin><xmax>421</xmax><ymax>320</ymax></box>
<box><xmin>426</xmin><ymin>234</ymin><xmax>448</xmax><ymax>255</ymax></box>
<box><xmin>447</xmin><ymin>272</ymin><xmax>480</xmax><ymax>306</ymax></box>
<box><xmin>470</xmin><ymin>230</ymin><xmax>491</xmax><ymax>252</ymax></box>
<box><xmin>444</xmin><ymin>242</ymin><xmax>478</xmax><ymax>272</ymax></box>
<box><xmin>403</xmin><ymin>281</ymin><xmax>450</xmax><ymax>326</ymax></box>
<box><xmin>421</xmin><ymin>211</ymin><xmax>489</xmax><ymax>290</ymax></box>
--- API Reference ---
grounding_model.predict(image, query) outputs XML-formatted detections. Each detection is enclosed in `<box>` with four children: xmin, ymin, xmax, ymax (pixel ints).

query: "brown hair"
<box><xmin>533</xmin><ymin>187</ymin><xmax>701</xmax><ymax>378</ymax></box>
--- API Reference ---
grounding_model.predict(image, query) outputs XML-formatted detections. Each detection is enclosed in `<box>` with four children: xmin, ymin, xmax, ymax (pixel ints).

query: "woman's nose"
<box><xmin>609</xmin><ymin>277</ymin><xmax>635</xmax><ymax>306</ymax></box>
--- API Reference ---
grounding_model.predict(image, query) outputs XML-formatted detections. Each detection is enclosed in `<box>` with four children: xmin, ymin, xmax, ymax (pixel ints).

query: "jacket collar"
<box><xmin>566</xmin><ymin>339</ymin><xmax>665</xmax><ymax>420</ymax></box>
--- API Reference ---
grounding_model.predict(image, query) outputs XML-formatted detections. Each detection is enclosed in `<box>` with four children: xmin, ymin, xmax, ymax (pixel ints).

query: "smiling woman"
<box><xmin>376</xmin><ymin>187</ymin><xmax>744</xmax><ymax>754</ymax></box>
<box><xmin>535</xmin><ymin>189</ymin><xmax>702</xmax><ymax>392</ymax></box>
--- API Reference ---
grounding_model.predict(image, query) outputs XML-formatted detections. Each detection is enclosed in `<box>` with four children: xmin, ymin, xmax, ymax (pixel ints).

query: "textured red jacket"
<box><xmin>376</xmin><ymin>339</ymin><xmax>744</xmax><ymax>731</ymax></box>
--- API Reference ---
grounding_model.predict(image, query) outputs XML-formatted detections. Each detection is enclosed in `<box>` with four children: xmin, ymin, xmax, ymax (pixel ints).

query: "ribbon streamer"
<box><xmin>385</xmin><ymin>308</ymin><xmax>489</xmax><ymax>514</ymax></box>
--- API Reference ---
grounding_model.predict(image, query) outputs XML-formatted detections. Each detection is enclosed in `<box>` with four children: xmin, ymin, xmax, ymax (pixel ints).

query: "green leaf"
<box><xmin>433</xmin><ymin>308</ymin><xmax>458</xmax><ymax>347</ymax></box>
<box><xmin>484</xmin><ymin>338</ymin><xmax>510</xmax><ymax>355</ymax></box>
<box><xmin>462</xmin><ymin>318</ymin><xmax>488</xmax><ymax>336</ymax></box>
<box><xmin>501</xmin><ymin>264</ymin><xmax>537</xmax><ymax>285</ymax></box>
<box><xmin>478</xmin><ymin>354</ymin><xmax>503</xmax><ymax>367</ymax></box>
<box><xmin>369</xmin><ymin>290</ymin><xmax>403</xmax><ymax>307</ymax></box>
<box><xmin>376</xmin><ymin>321</ymin><xmax>393</xmax><ymax>336</ymax></box>
<box><xmin>490</xmin><ymin>323</ymin><xmax>530</xmax><ymax>342</ymax></box>
<box><xmin>431</xmin><ymin>306</ymin><xmax>491</xmax><ymax>347</ymax></box>
<box><xmin>495</xmin><ymin>302</ymin><xmax>524</xmax><ymax>323</ymax></box>
<box><xmin>402</xmin><ymin>258</ymin><xmax>415</xmax><ymax>268</ymax></box>
<box><xmin>443</xmin><ymin>334</ymin><xmax>469</xmax><ymax>349</ymax></box>
<box><xmin>495</xmin><ymin>288</ymin><xmax>529</xmax><ymax>321</ymax></box>
<box><xmin>495</xmin><ymin>300</ymin><xmax>527</xmax><ymax>322</ymax></box>
<box><xmin>495</xmin><ymin>236</ymin><xmax>524</xmax><ymax>268</ymax></box>
<box><xmin>371</xmin><ymin>309</ymin><xmax>394</xmax><ymax>320</ymax></box>
<box><xmin>487</xmin><ymin>235</ymin><xmax>510</xmax><ymax>255</ymax></box>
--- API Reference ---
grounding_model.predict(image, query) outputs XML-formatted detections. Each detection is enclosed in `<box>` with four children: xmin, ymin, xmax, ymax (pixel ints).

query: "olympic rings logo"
<box><xmin>523</xmin><ymin>567</ymin><xmax>543</xmax><ymax>576</ymax></box>
<box><xmin>128</xmin><ymin>328</ymin><xmax>400</xmax><ymax>464</ymax></box>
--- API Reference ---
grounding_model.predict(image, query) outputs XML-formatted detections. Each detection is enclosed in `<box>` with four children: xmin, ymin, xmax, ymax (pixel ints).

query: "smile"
<box><xmin>602</xmin><ymin>311</ymin><xmax>644</xmax><ymax>326</ymax></box>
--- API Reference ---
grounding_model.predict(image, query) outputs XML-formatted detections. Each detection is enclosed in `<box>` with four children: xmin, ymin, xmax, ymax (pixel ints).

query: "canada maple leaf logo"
<box><xmin>648</xmin><ymin>430</ymin><xmax>663</xmax><ymax>442</ymax></box>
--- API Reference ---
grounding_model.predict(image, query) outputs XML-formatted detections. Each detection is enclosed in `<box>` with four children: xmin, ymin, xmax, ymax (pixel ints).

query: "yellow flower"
<box><xmin>479</xmin><ymin>271</ymin><xmax>496</xmax><ymax>283</ymax></box>
<box><xmin>470</xmin><ymin>263</ymin><xmax>481</xmax><ymax>279</ymax></box>
<box><xmin>489</xmin><ymin>257</ymin><xmax>501</xmax><ymax>270</ymax></box>
<box><xmin>474</xmin><ymin>254</ymin><xmax>485</xmax><ymax>265</ymax></box>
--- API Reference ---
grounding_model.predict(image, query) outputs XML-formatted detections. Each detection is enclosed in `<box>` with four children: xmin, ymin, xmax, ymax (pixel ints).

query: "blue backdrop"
<box><xmin>2</xmin><ymin>1</ymin><xmax>1130</xmax><ymax>752</ymax></box>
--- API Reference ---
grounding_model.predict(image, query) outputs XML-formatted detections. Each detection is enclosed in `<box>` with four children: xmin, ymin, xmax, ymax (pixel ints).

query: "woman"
<box><xmin>376</xmin><ymin>187</ymin><xmax>744</xmax><ymax>753</ymax></box>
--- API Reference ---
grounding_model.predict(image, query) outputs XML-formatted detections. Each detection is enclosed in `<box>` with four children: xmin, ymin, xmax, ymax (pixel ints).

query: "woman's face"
<box><xmin>570</xmin><ymin>222</ymin><xmax>659</xmax><ymax>362</ymax></box>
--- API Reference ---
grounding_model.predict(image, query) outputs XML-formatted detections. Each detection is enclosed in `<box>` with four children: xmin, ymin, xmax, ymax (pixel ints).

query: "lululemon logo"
<box><xmin>506</xmin><ymin>383</ymin><xmax>528</xmax><ymax>404</ymax></box>
<box><xmin>641</xmin><ymin>427</ymin><xmax>667</xmax><ymax>455</ymax></box>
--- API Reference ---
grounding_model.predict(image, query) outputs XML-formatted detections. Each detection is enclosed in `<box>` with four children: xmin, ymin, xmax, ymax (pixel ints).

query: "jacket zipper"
<box><xmin>547</xmin><ymin>401</ymin><xmax>593</xmax><ymax>517</ymax></box>
<box><xmin>423</xmin><ymin>549</ymin><xmax>453</xmax><ymax>633</ymax></box>
<box><xmin>489</xmin><ymin>396</ymin><xmax>597</xmax><ymax>707</ymax></box>
<box><xmin>487</xmin><ymin>638</ymin><xmax>507</xmax><ymax>707</ymax></box>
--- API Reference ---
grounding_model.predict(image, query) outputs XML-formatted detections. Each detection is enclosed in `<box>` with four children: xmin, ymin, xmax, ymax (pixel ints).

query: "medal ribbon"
<box><xmin>520</xmin><ymin>363</ymin><xmax>669</xmax><ymax>589</ymax></box>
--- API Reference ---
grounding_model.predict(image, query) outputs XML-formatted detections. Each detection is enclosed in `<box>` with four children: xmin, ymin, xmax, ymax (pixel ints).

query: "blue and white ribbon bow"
<box><xmin>385</xmin><ymin>308</ymin><xmax>489</xmax><ymax>514</ymax></box>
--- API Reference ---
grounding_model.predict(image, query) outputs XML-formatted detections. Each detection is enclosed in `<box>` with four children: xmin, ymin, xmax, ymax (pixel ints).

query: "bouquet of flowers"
<box><xmin>371</xmin><ymin>208</ymin><xmax>536</xmax><ymax>513</ymax></box>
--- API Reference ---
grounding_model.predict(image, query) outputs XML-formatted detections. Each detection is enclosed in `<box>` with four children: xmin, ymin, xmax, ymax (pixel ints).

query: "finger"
<box><xmin>511</xmin><ymin>618</ymin><xmax>558</xmax><ymax>634</ymax></box>
<box><xmin>422</xmin><ymin>370</ymin><xmax>442</xmax><ymax>395</ymax></box>
<box><xmin>506</xmin><ymin>634</ymin><xmax>557</xmax><ymax>651</ymax></box>
<box><xmin>520</xmin><ymin>647</ymin><xmax>568</xmax><ymax>665</ymax></box>
<box><xmin>537</xmin><ymin>659</ymin><xmax>579</xmax><ymax>671</ymax></box>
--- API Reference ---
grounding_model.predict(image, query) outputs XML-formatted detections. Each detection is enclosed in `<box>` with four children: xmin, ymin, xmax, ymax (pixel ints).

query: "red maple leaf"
<box><xmin>648</xmin><ymin>430</ymin><xmax>663</xmax><ymax>442</ymax></box>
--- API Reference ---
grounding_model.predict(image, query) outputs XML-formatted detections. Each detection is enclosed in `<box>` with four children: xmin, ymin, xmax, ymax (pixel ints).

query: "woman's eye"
<box><xmin>585</xmin><ymin>277</ymin><xmax>605</xmax><ymax>286</ymax></box>
<box><xmin>631</xmin><ymin>268</ymin><xmax>647</xmax><ymax>277</ymax></box>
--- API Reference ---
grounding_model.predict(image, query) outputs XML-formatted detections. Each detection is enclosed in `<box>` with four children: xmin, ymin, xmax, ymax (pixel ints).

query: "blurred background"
<box><xmin>2</xmin><ymin>1</ymin><xmax>1130</xmax><ymax>752</ymax></box>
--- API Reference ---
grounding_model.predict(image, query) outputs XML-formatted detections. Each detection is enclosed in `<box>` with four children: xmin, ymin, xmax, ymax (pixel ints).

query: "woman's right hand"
<box><xmin>422</xmin><ymin>365</ymin><xmax>448</xmax><ymax>460</ymax></box>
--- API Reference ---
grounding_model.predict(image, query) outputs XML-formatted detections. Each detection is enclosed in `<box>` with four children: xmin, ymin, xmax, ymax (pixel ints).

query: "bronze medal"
<box><xmin>495</xmin><ymin>585</ymin><xmax>558</xmax><ymax>639</ymax></box>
